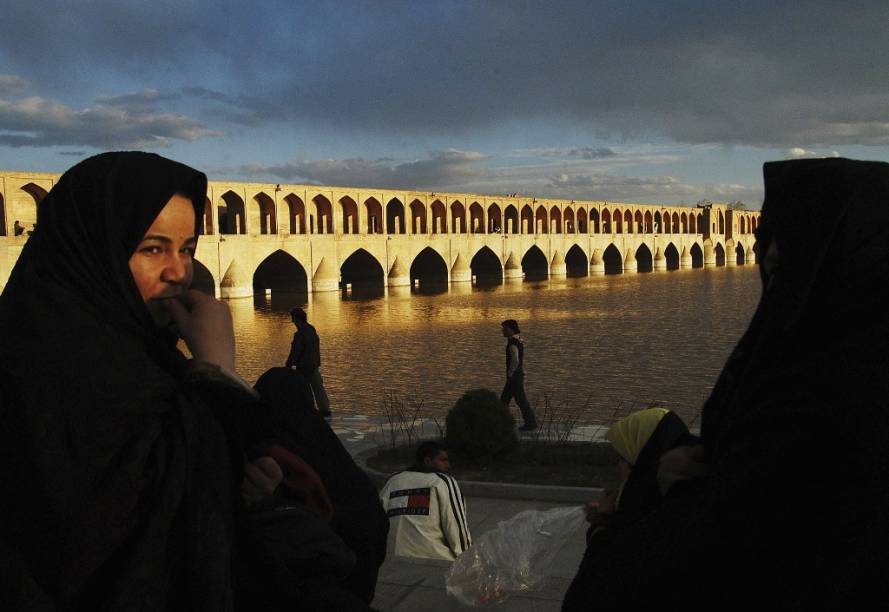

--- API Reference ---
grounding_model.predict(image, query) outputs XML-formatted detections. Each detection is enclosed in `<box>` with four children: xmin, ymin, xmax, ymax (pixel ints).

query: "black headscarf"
<box><xmin>0</xmin><ymin>153</ymin><xmax>248</xmax><ymax>610</ymax></box>
<box><xmin>564</xmin><ymin>158</ymin><xmax>889</xmax><ymax>610</ymax></box>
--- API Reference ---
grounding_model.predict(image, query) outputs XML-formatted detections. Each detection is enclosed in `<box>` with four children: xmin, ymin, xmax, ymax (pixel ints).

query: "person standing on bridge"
<box><xmin>286</xmin><ymin>306</ymin><xmax>331</xmax><ymax>417</ymax></box>
<box><xmin>500</xmin><ymin>319</ymin><xmax>538</xmax><ymax>431</ymax></box>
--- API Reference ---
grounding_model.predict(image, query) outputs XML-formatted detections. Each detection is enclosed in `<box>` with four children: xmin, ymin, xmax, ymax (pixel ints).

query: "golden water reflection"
<box><xmin>231</xmin><ymin>267</ymin><xmax>761</xmax><ymax>424</ymax></box>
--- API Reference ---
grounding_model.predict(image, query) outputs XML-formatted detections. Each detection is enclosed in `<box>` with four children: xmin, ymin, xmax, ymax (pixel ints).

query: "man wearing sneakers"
<box><xmin>379</xmin><ymin>441</ymin><xmax>471</xmax><ymax>561</ymax></box>
<box><xmin>501</xmin><ymin>319</ymin><xmax>538</xmax><ymax>431</ymax></box>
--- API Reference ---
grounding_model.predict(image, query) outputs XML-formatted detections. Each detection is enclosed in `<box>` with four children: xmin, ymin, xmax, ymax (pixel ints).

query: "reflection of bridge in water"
<box><xmin>0</xmin><ymin>171</ymin><xmax>760</xmax><ymax>297</ymax></box>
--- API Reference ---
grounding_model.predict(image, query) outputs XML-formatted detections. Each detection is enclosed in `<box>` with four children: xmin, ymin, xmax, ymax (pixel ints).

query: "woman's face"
<box><xmin>128</xmin><ymin>193</ymin><xmax>196</xmax><ymax>304</ymax></box>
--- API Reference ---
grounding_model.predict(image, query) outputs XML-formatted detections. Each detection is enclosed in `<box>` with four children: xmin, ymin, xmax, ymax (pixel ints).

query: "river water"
<box><xmin>229</xmin><ymin>266</ymin><xmax>762</xmax><ymax>426</ymax></box>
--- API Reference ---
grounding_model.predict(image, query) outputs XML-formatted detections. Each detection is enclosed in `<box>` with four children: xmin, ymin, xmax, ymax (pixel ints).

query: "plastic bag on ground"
<box><xmin>445</xmin><ymin>505</ymin><xmax>585</xmax><ymax>607</ymax></box>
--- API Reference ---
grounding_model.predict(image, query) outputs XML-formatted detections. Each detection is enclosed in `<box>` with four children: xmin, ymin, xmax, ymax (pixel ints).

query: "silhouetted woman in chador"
<box><xmin>563</xmin><ymin>158</ymin><xmax>889</xmax><ymax>611</ymax></box>
<box><xmin>0</xmin><ymin>152</ymin><xmax>386</xmax><ymax>610</ymax></box>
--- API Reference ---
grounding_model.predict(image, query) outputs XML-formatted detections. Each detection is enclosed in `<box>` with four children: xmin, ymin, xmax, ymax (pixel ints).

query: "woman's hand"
<box><xmin>163</xmin><ymin>289</ymin><xmax>236</xmax><ymax>371</ymax></box>
<box><xmin>241</xmin><ymin>456</ymin><xmax>284</xmax><ymax>505</ymax></box>
<box><xmin>657</xmin><ymin>445</ymin><xmax>709</xmax><ymax>496</ymax></box>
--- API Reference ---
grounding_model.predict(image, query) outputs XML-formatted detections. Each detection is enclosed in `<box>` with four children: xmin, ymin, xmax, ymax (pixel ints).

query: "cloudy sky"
<box><xmin>1</xmin><ymin>1</ymin><xmax>887</xmax><ymax>207</ymax></box>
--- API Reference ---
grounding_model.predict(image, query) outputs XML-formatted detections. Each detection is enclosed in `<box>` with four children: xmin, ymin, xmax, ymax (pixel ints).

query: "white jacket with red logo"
<box><xmin>379</xmin><ymin>470</ymin><xmax>471</xmax><ymax>561</ymax></box>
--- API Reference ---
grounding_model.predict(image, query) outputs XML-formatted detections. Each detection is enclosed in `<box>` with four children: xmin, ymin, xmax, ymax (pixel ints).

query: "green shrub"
<box><xmin>445</xmin><ymin>389</ymin><xmax>518</xmax><ymax>458</ymax></box>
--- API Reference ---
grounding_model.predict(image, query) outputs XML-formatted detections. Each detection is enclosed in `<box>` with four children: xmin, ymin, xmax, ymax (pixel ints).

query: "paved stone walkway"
<box><xmin>329</xmin><ymin>414</ymin><xmax>592</xmax><ymax>611</ymax></box>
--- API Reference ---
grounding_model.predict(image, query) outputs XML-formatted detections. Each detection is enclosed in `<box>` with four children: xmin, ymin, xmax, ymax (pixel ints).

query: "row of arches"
<box><xmin>219</xmin><ymin>241</ymin><xmax>755</xmax><ymax>300</ymax></box>
<box><xmin>202</xmin><ymin>190</ymin><xmax>760</xmax><ymax>238</ymax></box>
<box><xmin>0</xmin><ymin>181</ymin><xmax>759</xmax><ymax>241</ymax></box>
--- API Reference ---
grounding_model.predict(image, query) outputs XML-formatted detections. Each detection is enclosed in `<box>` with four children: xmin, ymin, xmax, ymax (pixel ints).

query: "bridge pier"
<box><xmin>550</xmin><ymin>250</ymin><xmax>566</xmax><ymax>277</ymax></box>
<box><xmin>312</xmin><ymin>257</ymin><xmax>339</xmax><ymax>292</ymax></box>
<box><xmin>624</xmin><ymin>249</ymin><xmax>637</xmax><ymax>273</ymax></box>
<box><xmin>450</xmin><ymin>253</ymin><xmax>471</xmax><ymax>282</ymax></box>
<box><xmin>703</xmin><ymin>243</ymin><xmax>716</xmax><ymax>267</ymax></box>
<box><xmin>680</xmin><ymin>246</ymin><xmax>692</xmax><ymax>268</ymax></box>
<box><xmin>653</xmin><ymin>247</ymin><xmax>666</xmax><ymax>271</ymax></box>
<box><xmin>387</xmin><ymin>256</ymin><xmax>410</xmax><ymax>287</ymax></box>
<box><xmin>589</xmin><ymin>248</ymin><xmax>604</xmax><ymax>274</ymax></box>
<box><xmin>504</xmin><ymin>252</ymin><xmax>522</xmax><ymax>279</ymax></box>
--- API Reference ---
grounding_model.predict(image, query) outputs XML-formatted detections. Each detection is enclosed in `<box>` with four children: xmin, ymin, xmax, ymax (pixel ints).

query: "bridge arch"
<box><xmin>565</xmin><ymin>244</ymin><xmax>588</xmax><ymax>277</ymax></box>
<box><xmin>450</xmin><ymin>200</ymin><xmax>466</xmax><ymax>234</ymax></box>
<box><xmin>634</xmin><ymin>210</ymin><xmax>643</xmax><ymax>233</ymax></box>
<box><xmin>550</xmin><ymin>205</ymin><xmax>562</xmax><ymax>234</ymax></box>
<box><xmin>504</xmin><ymin>204</ymin><xmax>519</xmax><ymax>234</ymax></box>
<box><xmin>680</xmin><ymin>212</ymin><xmax>688</xmax><ymax>234</ymax></box>
<box><xmin>590</xmin><ymin>208</ymin><xmax>600</xmax><ymax>233</ymax></box>
<box><xmin>718</xmin><ymin>211</ymin><xmax>725</xmax><ymax>234</ymax></box>
<box><xmin>535</xmin><ymin>205</ymin><xmax>548</xmax><ymax>233</ymax></box>
<box><xmin>603</xmin><ymin>243</ymin><xmax>623</xmax><ymax>274</ymax></box>
<box><xmin>613</xmin><ymin>208</ymin><xmax>623</xmax><ymax>234</ymax></box>
<box><xmin>386</xmin><ymin>198</ymin><xmax>406</xmax><ymax>234</ymax></box>
<box><xmin>644</xmin><ymin>210</ymin><xmax>653</xmax><ymax>234</ymax></box>
<box><xmin>520</xmin><ymin>205</ymin><xmax>533</xmax><ymax>234</ymax></box>
<box><xmin>602</xmin><ymin>209</ymin><xmax>611</xmax><ymax>234</ymax></box>
<box><xmin>522</xmin><ymin>245</ymin><xmax>548</xmax><ymax>281</ymax></box>
<box><xmin>635</xmin><ymin>243</ymin><xmax>653</xmax><ymax>272</ymax></box>
<box><xmin>469</xmin><ymin>201</ymin><xmax>485</xmax><ymax>233</ymax></box>
<box><xmin>735</xmin><ymin>242</ymin><xmax>746</xmax><ymax>265</ymax></box>
<box><xmin>0</xmin><ymin>192</ymin><xmax>5</xmax><ymax>236</ymax></box>
<box><xmin>430</xmin><ymin>199</ymin><xmax>447</xmax><ymax>233</ymax></box>
<box><xmin>576</xmin><ymin>207</ymin><xmax>588</xmax><ymax>233</ymax></box>
<box><xmin>689</xmin><ymin>242</ymin><xmax>704</xmax><ymax>268</ymax></box>
<box><xmin>488</xmin><ymin>203</ymin><xmax>502</xmax><ymax>233</ymax></box>
<box><xmin>689</xmin><ymin>213</ymin><xmax>698</xmax><ymax>234</ymax></box>
<box><xmin>714</xmin><ymin>243</ymin><xmax>726</xmax><ymax>266</ymax></box>
<box><xmin>654</xmin><ymin>211</ymin><xmax>662</xmax><ymax>233</ymax></box>
<box><xmin>665</xmin><ymin>243</ymin><xmax>680</xmax><ymax>270</ymax></box>
<box><xmin>284</xmin><ymin>194</ymin><xmax>306</xmax><ymax>234</ymax></box>
<box><xmin>470</xmin><ymin>246</ymin><xmax>502</xmax><ymax>285</ymax></box>
<box><xmin>340</xmin><ymin>196</ymin><xmax>359</xmax><ymax>234</ymax></box>
<box><xmin>17</xmin><ymin>183</ymin><xmax>47</xmax><ymax>232</ymax></box>
<box><xmin>341</xmin><ymin>248</ymin><xmax>384</xmax><ymax>293</ymax></box>
<box><xmin>624</xmin><ymin>210</ymin><xmax>633</xmax><ymax>234</ymax></box>
<box><xmin>409</xmin><ymin>199</ymin><xmax>427</xmax><ymax>234</ymax></box>
<box><xmin>408</xmin><ymin>199</ymin><xmax>427</xmax><ymax>234</ymax></box>
<box><xmin>312</xmin><ymin>195</ymin><xmax>333</xmax><ymax>234</ymax></box>
<box><xmin>364</xmin><ymin>197</ymin><xmax>383</xmax><ymax>234</ymax></box>
<box><xmin>410</xmin><ymin>246</ymin><xmax>448</xmax><ymax>292</ymax></box>
<box><xmin>253</xmin><ymin>249</ymin><xmax>308</xmax><ymax>294</ymax></box>
<box><xmin>192</xmin><ymin>259</ymin><xmax>217</xmax><ymax>295</ymax></box>
<box><xmin>251</xmin><ymin>192</ymin><xmax>277</xmax><ymax>234</ymax></box>
<box><xmin>218</xmin><ymin>190</ymin><xmax>245</xmax><ymax>234</ymax></box>
<box><xmin>564</xmin><ymin>207</ymin><xmax>575</xmax><ymax>234</ymax></box>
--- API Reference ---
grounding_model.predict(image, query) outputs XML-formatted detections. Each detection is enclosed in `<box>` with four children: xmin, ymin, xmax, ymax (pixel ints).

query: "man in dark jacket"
<box><xmin>286</xmin><ymin>307</ymin><xmax>331</xmax><ymax>417</ymax></box>
<box><xmin>500</xmin><ymin>319</ymin><xmax>537</xmax><ymax>431</ymax></box>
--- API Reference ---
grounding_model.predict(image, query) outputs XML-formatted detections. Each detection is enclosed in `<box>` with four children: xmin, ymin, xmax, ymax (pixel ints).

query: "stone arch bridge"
<box><xmin>0</xmin><ymin>171</ymin><xmax>760</xmax><ymax>297</ymax></box>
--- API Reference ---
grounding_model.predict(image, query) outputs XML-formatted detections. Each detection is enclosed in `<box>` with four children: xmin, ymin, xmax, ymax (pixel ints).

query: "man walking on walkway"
<box><xmin>286</xmin><ymin>307</ymin><xmax>331</xmax><ymax>417</ymax></box>
<box><xmin>501</xmin><ymin>319</ymin><xmax>538</xmax><ymax>431</ymax></box>
<box><xmin>379</xmin><ymin>441</ymin><xmax>471</xmax><ymax>561</ymax></box>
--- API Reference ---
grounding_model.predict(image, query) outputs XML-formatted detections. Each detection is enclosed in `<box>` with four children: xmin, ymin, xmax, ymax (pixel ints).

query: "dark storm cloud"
<box><xmin>239</xmin><ymin>149</ymin><xmax>487</xmax><ymax>189</ymax></box>
<box><xmin>2</xmin><ymin>1</ymin><xmax>887</xmax><ymax>148</ymax></box>
<box><xmin>228</xmin><ymin>1</ymin><xmax>889</xmax><ymax>148</ymax></box>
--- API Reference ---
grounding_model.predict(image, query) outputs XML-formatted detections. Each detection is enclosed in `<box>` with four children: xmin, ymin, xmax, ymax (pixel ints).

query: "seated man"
<box><xmin>379</xmin><ymin>441</ymin><xmax>471</xmax><ymax>561</ymax></box>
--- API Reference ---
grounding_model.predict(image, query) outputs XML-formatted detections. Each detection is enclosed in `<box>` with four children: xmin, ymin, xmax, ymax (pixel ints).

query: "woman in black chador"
<box><xmin>563</xmin><ymin>158</ymin><xmax>889</xmax><ymax>611</ymax></box>
<box><xmin>0</xmin><ymin>152</ymin><xmax>386</xmax><ymax>610</ymax></box>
